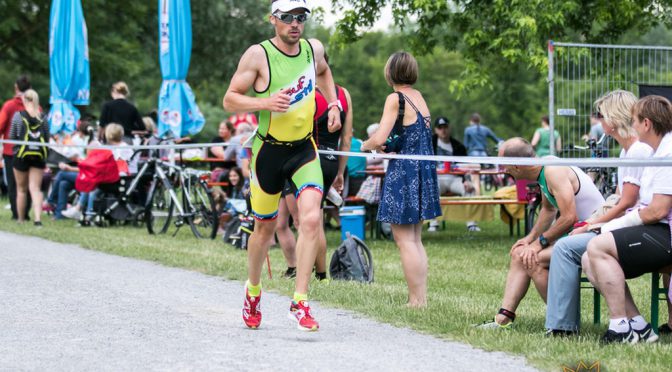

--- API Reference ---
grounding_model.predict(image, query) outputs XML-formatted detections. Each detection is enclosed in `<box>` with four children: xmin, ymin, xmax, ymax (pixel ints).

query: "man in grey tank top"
<box><xmin>478</xmin><ymin>137</ymin><xmax>604</xmax><ymax>329</ymax></box>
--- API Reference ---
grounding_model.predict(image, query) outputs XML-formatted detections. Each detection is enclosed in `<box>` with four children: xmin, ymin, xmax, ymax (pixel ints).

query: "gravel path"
<box><xmin>0</xmin><ymin>231</ymin><xmax>538</xmax><ymax>371</ymax></box>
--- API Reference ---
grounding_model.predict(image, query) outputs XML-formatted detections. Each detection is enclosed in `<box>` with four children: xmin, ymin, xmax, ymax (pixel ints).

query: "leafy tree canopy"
<box><xmin>0</xmin><ymin>0</ymin><xmax>269</xmax><ymax>129</ymax></box>
<box><xmin>331</xmin><ymin>0</ymin><xmax>672</xmax><ymax>92</ymax></box>
<box><xmin>314</xmin><ymin>27</ymin><xmax>546</xmax><ymax>141</ymax></box>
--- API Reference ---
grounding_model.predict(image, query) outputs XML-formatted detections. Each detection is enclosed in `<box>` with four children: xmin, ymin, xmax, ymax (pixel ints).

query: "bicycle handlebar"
<box><xmin>567</xmin><ymin>133</ymin><xmax>608</xmax><ymax>154</ymax></box>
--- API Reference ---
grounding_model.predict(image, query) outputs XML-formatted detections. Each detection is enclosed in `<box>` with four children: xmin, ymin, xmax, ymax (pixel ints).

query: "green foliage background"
<box><xmin>1</xmin><ymin>0</ymin><xmax>671</xmax><ymax>142</ymax></box>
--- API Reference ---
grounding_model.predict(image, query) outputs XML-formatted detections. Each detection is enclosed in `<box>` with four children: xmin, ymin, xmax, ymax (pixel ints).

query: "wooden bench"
<box><xmin>439</xmin><ymin>197</ymin><xmax>529</xmax><ymax>236</ymax></box>
<box><xmin>343</xmin><ymin>196</ymin><xmax>530</xmax><ymax>238</ymax></box>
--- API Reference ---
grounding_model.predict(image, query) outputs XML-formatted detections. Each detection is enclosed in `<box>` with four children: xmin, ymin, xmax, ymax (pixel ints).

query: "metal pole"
<box><xmin>548</xmin><ymin>40</ymin><xmax>555</xmax><ymax>156</ymax></box>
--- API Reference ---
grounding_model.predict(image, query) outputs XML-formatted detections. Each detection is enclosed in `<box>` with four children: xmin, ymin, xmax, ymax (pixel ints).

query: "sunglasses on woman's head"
<box><xmin>274</xmin><ymin>12</ymin><xmax>308</xmax><ymax>24</ymax></box>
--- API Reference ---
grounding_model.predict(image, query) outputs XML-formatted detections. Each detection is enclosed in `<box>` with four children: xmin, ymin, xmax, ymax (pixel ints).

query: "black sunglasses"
<box><xmin>274</xmin><ymin>12</ymin><xmax>308</xmax><ymax>24</ymax></box>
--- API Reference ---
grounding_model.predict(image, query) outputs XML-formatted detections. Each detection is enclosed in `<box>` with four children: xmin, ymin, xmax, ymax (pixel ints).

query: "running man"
<box><xmin>223</xmin><ymin>0</ymin><xmax>341</xmax><ymax>331</ymax></box>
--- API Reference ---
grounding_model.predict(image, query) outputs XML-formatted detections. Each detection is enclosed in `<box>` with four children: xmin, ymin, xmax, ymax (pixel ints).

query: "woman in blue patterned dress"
<box><xmin>361</xmin><ymin>52</ymin><xmax>441</xmax><ymax>307</ymax></box>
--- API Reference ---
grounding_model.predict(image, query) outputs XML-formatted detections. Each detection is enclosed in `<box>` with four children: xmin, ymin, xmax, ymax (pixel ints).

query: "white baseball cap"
<box><xmin>272</xmin><ymin>0</ymin><xmax>311</xmax><ymax>14</ymax></box>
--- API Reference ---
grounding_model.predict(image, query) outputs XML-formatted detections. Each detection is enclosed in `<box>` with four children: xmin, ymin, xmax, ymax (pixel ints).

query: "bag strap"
<box><xmin>392</xmin><ymin>92</ymin><xmax>405</xmax><ymax>137</ymax></box>
<box><xmin>352</xmin><ymin>235</ymin><xmax>374</xmax><ymax>282</ymax></box>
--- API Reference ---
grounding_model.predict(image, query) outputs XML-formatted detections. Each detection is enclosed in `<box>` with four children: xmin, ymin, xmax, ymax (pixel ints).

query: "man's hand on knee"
<box><xmin>510</xmin><ymin>237</ymin><xmax>531</xmax><ymax>255</ymax></box>
<box><xmin>518</xmin><ymin>243</ymin><xmax>542</xmax><ymax>270</ymax></box>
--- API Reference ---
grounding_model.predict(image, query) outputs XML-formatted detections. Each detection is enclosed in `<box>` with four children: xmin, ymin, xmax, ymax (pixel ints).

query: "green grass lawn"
<box><xmin>1</xmin><ymin>205</ymin><xmax>671</xmax><ymax>371</ymax></box>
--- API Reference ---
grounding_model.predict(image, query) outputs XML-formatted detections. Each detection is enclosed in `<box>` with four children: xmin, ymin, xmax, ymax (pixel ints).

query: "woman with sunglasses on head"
<box><xmin>361</xmin><ymin>52</ymin><xmax>441</xmax><ymax>308</ymax></box>
<box><xmin>223</xmin><ymin>0</ymin><xmax>340</xmax><ymax>332</ymax></box>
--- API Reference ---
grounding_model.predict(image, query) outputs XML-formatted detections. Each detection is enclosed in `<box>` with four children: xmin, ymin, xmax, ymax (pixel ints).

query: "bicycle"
<box><xmin>482</xmin><ymin>167</ymin><xmax>515</xmax><ymax>192</ymax></box>
<box><xmin>525</xmin><ymin>182</ymin><xmax>542</xmax><ymax>234</ymax></box>
<box><xmin>135</xmin><ymin>137</ymin><xmax>218</xmax><ymax>239</ymax></box>
<box><xmin>566</xmin><ymin>134</ymin><xmax>617</xmax><ymax>198</ymax></box>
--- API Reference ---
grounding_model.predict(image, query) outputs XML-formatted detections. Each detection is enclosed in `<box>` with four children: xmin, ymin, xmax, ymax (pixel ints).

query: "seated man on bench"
<box><xmin>478</xmin><ymin>137</ymin><xmax>604</xmax><ymax>329</ymax></box>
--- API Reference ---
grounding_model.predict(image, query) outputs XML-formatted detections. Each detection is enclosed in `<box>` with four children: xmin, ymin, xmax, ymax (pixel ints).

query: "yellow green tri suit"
<box><xmin>250</xmin><ymin>38</ymin><xmax>323</xmax><ymax>220</ymax></box>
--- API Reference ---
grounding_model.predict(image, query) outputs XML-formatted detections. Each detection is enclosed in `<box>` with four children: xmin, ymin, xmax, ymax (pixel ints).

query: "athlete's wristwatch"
<box><xmin>539</xmin><ymin>234</ymin><xmax>550</xmax><ymax>249</ymax></box>
<box><xmin>328</xmin><ymin>100</ymin><xmax>343</xmax><ymax>112</ymax></box>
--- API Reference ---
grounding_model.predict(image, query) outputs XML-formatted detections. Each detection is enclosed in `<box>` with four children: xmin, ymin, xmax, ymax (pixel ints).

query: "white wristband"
<box><xmin>601</xmin><ymin>209</ymin><xmax>643</xmax><ymax>234</ymax></box>
<box><xmin>328</xmin><ymin>100</ymin><xmax>343</xmax><ymax>112</ymax></box>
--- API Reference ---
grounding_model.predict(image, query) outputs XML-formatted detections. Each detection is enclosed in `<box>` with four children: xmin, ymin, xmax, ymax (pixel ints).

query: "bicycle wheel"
<box><xmin>525</xmin><ymin>184</ymin><xmax>542</xmax><ymax>235</ymax></box>
<box><xmin>593</xmin><ymin>170</ymin><xmax>612</xmax><ymax>198</ymax></box>
<box><xmin>185</xmin><ymin>178</ymin><xmax>218</xmax><ymax>239</ymax></box>
<box><xmin>526</xmin><ymin>202</ymin><xmax>538</xmax><ymax>235</ymax></box>
<box><xmin>145</xmin><ymin>177</ymin><xmax>174</xmax><ymax>235</ymax></box>
<box><xmin>482</xmin><ymin>174</ymin><xmax>493</xmax><ymax>192</ymax></box>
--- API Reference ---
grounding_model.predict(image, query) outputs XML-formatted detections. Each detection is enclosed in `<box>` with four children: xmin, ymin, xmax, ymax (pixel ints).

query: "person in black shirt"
<box><xmin>429</xmin><ymin>116</ymin><xmax>479</xmax><ymax>232</ymax></box>
<box><xmin>99</xmin><ymin>82</ymin><xmax>145</xmax><ymax>143</ymax></box>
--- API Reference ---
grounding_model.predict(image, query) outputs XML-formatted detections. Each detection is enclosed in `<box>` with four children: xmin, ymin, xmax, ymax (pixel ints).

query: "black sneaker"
<box><xmin>658</xmin><ymin>323</ymin><xmax>672</xmax><ymax>335</ymax></box>
<box><xmin>545</xmin><ymin>329</ymin><xmax>578</xmax><ymax>337</ymax></box>
<box><xmin>634</xmin><ymin>323</ymin><xmax>659</xmax><ymax>343</ymax></box>
<box><xmin>600</xmin><ymin>328</ymin><xmax>639</xmax><ymax>344</ymax></box>
<box><xmin>33</xmin><ymin>221</ymin><xmax>43</xmax><ymax>227</ymax></box>
<box><xmin>282</xmin><ymin>267</ymin><xmax>296</xmax><ymax>279</ymax></box>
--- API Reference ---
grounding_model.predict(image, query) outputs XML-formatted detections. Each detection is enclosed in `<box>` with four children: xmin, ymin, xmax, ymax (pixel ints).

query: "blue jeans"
<box><xmin>77</xmin><ymin>190</ymin><xmax>98</xmax><ymax>214</ymax></box>
<box><xmin>48</xmin><ymin>171</ymin><xmax>78</xmax><ymax>218</ymax></box>
<box><xmin>468</xmin><ymin>150</ymin><xmax>488</xmax><ymax>157</ymax></box>
<box><xmin>545</xmin><ymin>232</ymin><xmax>597</xmax><ymax>331</ymax></box>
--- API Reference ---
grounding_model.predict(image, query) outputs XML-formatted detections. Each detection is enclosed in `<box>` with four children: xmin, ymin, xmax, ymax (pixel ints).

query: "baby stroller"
<box><xmin>85</xmin><ymin>176</ymin><xmax>147</xmax><ymax>227</ymax></box>
<box><xmin>222</xmin><ymin>198</ymin><xmax>253</xmax><ymax>249</ymax></box>
<box><xmin>75</xmin><ymin>149</ymin><xmax>147</xmax><ymax>227</ymax></box>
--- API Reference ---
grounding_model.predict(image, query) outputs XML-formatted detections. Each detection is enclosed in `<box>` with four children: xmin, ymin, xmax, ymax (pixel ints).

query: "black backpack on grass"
<box><xmin>329</xmin><ymin>234</ymin><xmax>374</xmax><ymax>283</ymax></box>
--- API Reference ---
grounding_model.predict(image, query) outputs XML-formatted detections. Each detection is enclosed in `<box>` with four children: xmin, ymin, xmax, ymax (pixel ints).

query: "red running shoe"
<box><xmin>288</xmin><ymin>300</ymin><xmax>319</xmax><ymax>331</ymax></box>
<box><xmin>242</xmin><ymin>288</ymin><xmax>262</xmax><ymax>329</ymax></box>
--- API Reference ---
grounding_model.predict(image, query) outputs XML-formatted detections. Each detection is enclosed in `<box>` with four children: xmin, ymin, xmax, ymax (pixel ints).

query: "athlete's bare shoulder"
<box><xmin>231</xmin><ymin>43</ymin><xmax>270</xmax><ymax>93</ymax></box>
<box><xmin>238</xmin><ymin>44</ymin><xmax>266</xmax><ymax>72</ymax></box>
<box><xmin>307</xmin><ymin>38</ymin><xmax>324</xmax><ymax>56</ymax></box>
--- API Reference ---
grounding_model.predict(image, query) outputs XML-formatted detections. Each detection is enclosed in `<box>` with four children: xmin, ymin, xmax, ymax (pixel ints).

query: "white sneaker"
<box><xmin>428</xmin><ymin>220</ymin><xmax>440</xmax><ymax>232</ymax></box>
<box><xmin>633</xmin><ymin>323</ymin><xmax>659</xmax><ymax>343</ymax></box>
<box><xmin>467</xmin><ymin>224</ymin><xmax>481</xmax><ymax>232</ymax></box>
<box><xmin>475</xmin><ymin>318</ymin><xmax>513</xmax><ymax>330</ymax></box>
<box><xmin>62</xmin><ymin>206</ymin><xmax>82</xmax><ymax>220</ymax></box>
<box><xmin>4</xmin><ymin>204</ymin><xmax>10</xmax><ymax>210</ymax></box>
<box><xmin>427</xmin><ymin>226</ymin><xmax>438</xmax><ymax>232</ymax></box>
